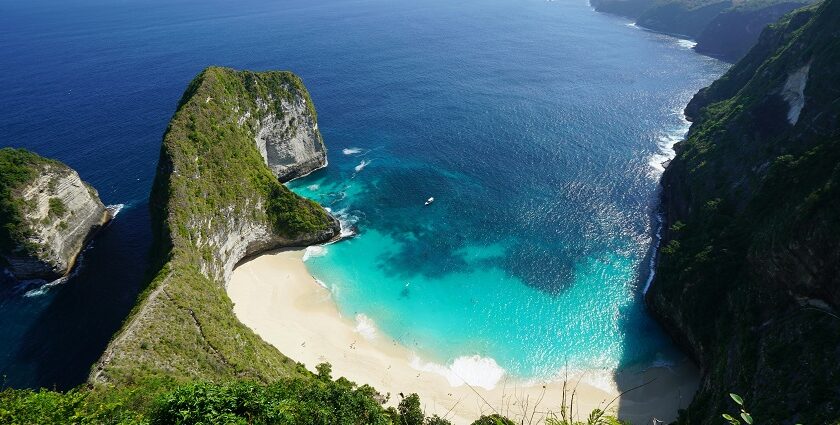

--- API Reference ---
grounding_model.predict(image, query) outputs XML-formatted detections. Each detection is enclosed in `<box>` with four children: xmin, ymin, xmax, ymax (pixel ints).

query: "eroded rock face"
<box><xmin>255</xmin><ymin>95</ymin><xmax>327</xmax><ymax>182</ymax></box>
<box><xmin>2</xmin><ymin>158</ymin><xmax>110</xmax><ymax>281</ymax></box>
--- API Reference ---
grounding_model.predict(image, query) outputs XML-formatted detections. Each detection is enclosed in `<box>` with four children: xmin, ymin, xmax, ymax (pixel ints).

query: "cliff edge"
<box><xmin>91</xmin><ymin>67</ymin><xmax>339</xmax><ymax>387</ymax></box>
<box><xmin>0</xmin><ymin>148</ymin><xmax>110</xmax><ymax>281</ymax></box>
<box><xmin>651</xmin><ymin>0</ymin><xmax>839</xmax><ymax>422</ymax></box>
<box><xmin>590</xmin><ymin>0</ymin><xmax>814</xmax><ymax>61</ymax></box>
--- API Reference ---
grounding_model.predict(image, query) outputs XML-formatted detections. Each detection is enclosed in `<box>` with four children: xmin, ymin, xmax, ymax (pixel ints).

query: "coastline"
<box><xmin>227</xmin><ymin>249</ymin><xmax>699</xmax><ymax>424</ymax></box>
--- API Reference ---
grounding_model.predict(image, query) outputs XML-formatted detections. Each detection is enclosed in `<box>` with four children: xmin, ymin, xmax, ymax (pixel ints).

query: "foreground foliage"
<box><xmin>0</xmin><ymin>362</ymin><xmax>633</xmax><ymax>425</ymax></box>
<box><xmin>2</xmin><ymin>367</ymin><xmax>401</xmax><ymax>425</ymax></box>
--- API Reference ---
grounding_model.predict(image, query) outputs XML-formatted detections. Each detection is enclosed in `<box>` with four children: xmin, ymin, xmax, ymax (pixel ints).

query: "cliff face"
<box><xmin>590</xmin><ymin>0</ymin><xmax>813</xmax><ymax>61</ymax></box>
<box><xmin>693</xmin><ymin>2</ymin><xmax>808</xmax><ymax>60</ymax></box>
<box><xmin>91</xmin><ymin>67</ymin><xmax>339</xmax><ymax>386</ymax></box>
<box><xmin>255</xmin><ymin>93</ymin><xmax>327</xmax><ymax>182</ymax></box>
<box><xmin>651</xmin><ymin>1</ymin><xmax>840</xmax><ymax>422</ymax></box>
<box><xmin>637</xmin><ymin>0</ymin><xmax>733</xmax><ymax>38</ymax></box>
<box><xmin>0</xmin><ymin>148</ymin><xmax>110</xmax><ymax>281</ymax></box>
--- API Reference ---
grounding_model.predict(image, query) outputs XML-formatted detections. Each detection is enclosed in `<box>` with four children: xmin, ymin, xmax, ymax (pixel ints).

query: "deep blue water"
<box><xmin>0</xmin><ymin>0</ymin><xmax>727</xmax><ymax>389</ymax></box>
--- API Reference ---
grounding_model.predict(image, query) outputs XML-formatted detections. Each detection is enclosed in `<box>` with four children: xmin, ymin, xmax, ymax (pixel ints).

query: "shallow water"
<box><xmin>0</xmin><ymin>0</ymin><xmax>726</xmax><ymax>388</ymax></box>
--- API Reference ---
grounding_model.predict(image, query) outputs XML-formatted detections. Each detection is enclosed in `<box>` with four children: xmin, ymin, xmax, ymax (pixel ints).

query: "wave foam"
<box><xmin>107</xmin><ymin>203</ymin><xmax>125</xmax><ymax>218</ymax></box>
<box><xmin>643</xmin><ymin>214</ymin><xmax>664</xmax><ymax>294</ymax></box>
<box><xmin>343</xmin><ymin>147</ymin><xmax>363</xmax><ymax>155</ymax></box>
<box><xmin>411</xmin><ymin>355</ymin><xmax>506</xmax><ymax>390</ymax></box>
<box><xmin>676</xmin><ymin>39</ymin><xmax>698</xmax><ymax>49</ymax></box>
<box><xmin>354</xmin><ymin>159</ymin><xmax>371</xmax><ymax>172</ymax></box>
<box><xmin>22</xmin><ymin>243</ymin><xmax>94</xmax><ymax>297</ymax></box>
<box><xmin>302</xmin><ymin>245</ymin><xmax>328</xmax><ymax>261</ymax></box>
<box><xmin>307</xmin><ymin>184</ymin><xmax>320</xmax><ymax>191</ymax></box>
<box><xmin>648</xmin><ymin>113</ymin><xmax>691</xmax><ymax>177</ymax></box>
<box><xmin>330</xmin><ymin>208</ymin><xmax>360</xmax><ymax>239</ymax></box>
<box><xmin>353</xmin><ymin>314</ymin><xmax>378</xmax><ymax>340</ymax></box>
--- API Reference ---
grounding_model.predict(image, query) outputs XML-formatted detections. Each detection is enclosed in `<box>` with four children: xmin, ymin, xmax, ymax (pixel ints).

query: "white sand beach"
<box><xmin>227</xmin><ymin>249</ymin><xmax>699</xmax><ymax>425</ymax></box>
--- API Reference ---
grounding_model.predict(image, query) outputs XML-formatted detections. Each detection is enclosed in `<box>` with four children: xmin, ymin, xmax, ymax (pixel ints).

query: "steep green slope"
<box><xmin>90</xmin><ymin>67</ymin><xmax>339</xmax><ymax>388</ymax></box>
<box><xmin>590</xmin><ymin>0</ymin><xmax>814</xmax><ymax>61</ymax></box>
<box><xmin>650</xmin><ymin>0</ymin><xmax>840</xmax><ymax>422</ymax></box>
<box><xmin>0</xmin><ymin>148</ymin><xmax>59</xmax><ymax>259</ymax></box>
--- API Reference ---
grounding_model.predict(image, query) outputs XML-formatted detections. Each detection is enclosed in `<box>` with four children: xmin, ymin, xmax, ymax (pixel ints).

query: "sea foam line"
<box><xmin>643</xmin><ymin>213</ymin><xmax>664</xmax><ymax>295</ymax></box>
<box><xmin>648</xmin><ymin>110</ymin><xmax>691</xmax><ymax>177</ymax></box>
<box><xmin>410</xmin><ymin>355</ymin><xmax>506</xmax><ymax>390</ymax></box>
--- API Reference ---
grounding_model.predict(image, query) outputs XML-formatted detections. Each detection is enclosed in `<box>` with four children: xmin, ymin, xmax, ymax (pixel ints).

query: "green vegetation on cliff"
<box><xmin>651</xmin><ymin>0</ymin><xmax>840</xmax><ymax>422</ymax></box>
<box><xmin>0</xmin><ymin>148</ymin><xmax>58</xmax><ymax>258</ymax></box>
<box><xmin>91</xmin><ymin>67</ymin><xmax>337</xmax><ymax>390</ymax></box>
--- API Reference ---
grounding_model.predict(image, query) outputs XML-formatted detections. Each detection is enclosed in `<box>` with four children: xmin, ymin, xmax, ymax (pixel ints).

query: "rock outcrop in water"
<box><xmin>0</xmin><ymin>148</ymin><xmax>110</xmax><ymax>281</ymax></box>
<box><xmin>651</xmin><ymin>0</ymin><xmax>839</xmax><ymax>422</ymax></box>
<box><xmin>590</xmin><ymin>0</ymin><xmax>814</xmax><ymax>61</ymax></box>
<box><xmin>92</xmin><ymin>67</ymin><xmax>339</xmax><ymax>385</ymax></box>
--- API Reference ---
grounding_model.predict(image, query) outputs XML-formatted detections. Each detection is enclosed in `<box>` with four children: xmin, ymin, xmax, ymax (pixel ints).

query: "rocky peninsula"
<box><xmin>0</xmin><ymin>148</ymin><xmax>111</xmax><ymax>282</ymax></box>
<box><xmin>91</xmin><ymin>66</ymin><xmax>339</xmax><ymax>386</ymax></box>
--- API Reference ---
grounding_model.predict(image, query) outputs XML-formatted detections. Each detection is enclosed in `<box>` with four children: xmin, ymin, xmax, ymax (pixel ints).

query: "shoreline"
<box><xmin>227</xmin><ymin>249</ymin><xmax>699</xmax><ymax>424</ymax></box>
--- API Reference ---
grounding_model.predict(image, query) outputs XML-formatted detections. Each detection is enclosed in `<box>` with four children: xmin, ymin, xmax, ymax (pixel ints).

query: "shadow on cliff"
<box><xmin>4</xmin><ymin>204</ymin><xmax>152</xmax><ymax>390</ymax></box>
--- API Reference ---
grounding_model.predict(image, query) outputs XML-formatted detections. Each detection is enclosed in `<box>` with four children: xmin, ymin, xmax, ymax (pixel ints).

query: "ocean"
<box><xmin>0</xmin><ymin>0</ymin><xmax>727</xmax><ymax>389</ymax></box>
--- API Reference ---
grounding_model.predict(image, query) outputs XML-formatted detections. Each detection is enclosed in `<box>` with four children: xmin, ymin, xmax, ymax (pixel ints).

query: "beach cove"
<box><xmin>228</xmin><ymin>249</ymin><xmax>699</xmax><ymax>424</ymax></box>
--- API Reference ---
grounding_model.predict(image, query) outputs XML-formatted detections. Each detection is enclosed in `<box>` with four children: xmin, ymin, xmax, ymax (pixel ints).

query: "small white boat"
<box><xmin>424</xmin><ymin>197</ymin><xmax>434</xmax><ymax>206</ymax></box>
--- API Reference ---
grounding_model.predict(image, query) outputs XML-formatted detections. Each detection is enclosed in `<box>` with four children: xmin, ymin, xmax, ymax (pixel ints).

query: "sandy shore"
<box><xmin>227</xmin><ymin>249</ymin><xmax>699</xmax><ymax>424</ymax></box>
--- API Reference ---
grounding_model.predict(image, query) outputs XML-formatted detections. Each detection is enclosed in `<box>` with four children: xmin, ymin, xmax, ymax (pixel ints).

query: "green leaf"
<box><xmin>722</xmin><ymin>414</ymin><xmax>735</xmax><ymax>421</ymax></box>
<box><xmin>729</xmin><ymin>393</ymin><xmax>744</xmax><ymax>406</ymax></box>
<box><xmin>740</xmin><ymin>413</ymin><xmax>753</xmax><ymax>424</ymax></box>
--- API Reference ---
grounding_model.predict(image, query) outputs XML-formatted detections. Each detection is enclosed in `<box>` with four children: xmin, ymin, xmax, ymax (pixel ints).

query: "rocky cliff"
<box><xmin>651</xmin><ymin>0</ymin><xmax>840</xmax><ymax>422</ymax></box>
<box><xmin>590</xmin><ymin>0</ymin><xmax>813</xmax><ymax>61</ymax></box>
<box><xmin>91</xmin><ymin>67</ymin><xmax>339</xmax><ymax>386</ymax></box>
<box><xmin>255</xmin><ymin>89</ymin><xmax>327</xmax><ymax>182</ymax></box>
<box><xmin>0</xmin><ymin>148</ymin><xmax>110</xmax><ymax>281</ymax></box>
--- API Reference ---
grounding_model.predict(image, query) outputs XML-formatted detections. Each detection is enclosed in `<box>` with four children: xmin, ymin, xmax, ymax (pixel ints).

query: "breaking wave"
<box><xmin>330</xmin><ymin>208</ymin><xmax>360</xmax><ymax>239</ymax></box>
<box><xmin>353</xmin><ymin>314</ymin><xmax>377</xmax><ymax>340</ymax></box>
<box><xmin>354</xmin><ymin>159</ymin><xmax>371</xmax><ymax>172</ymax></box>
<box><xmin>107</xmin><ymin>203</ymin><xmax>125</xmax><ymax>218</ymax></box>
<box><xmin>676</xmin><ymin>39</ymin><xmax>698</xmax><ymax>49</ymax></box>
<box><xmin>343</xmin><ymin>147</ymin><xmax>364</xmax><ymax>155</ymax></box>
<box><xmin>410</xmin><ymin>355</ymin><xmax>506</xmax><ymax>390</ymax></box>
<box><xmin>648</xmin><ymin>111</ymin><xmax>691</xmax><ymax>177</ymax></box>
<box><xmin>302</xmin><ymin>245</ymin><xmax>328</xmax><ymax>261</ymax></box>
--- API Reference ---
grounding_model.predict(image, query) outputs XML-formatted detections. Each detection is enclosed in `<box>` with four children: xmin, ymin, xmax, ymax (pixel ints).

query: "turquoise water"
<box><xmin>0</xmin><ymin>0</ymin><xmax>726</xmax><ymax>388</ymax></box>
<box><xmin>282</xmin><ymin>0</ymin><xmax>727</xmax><ymax>375</ymax></box>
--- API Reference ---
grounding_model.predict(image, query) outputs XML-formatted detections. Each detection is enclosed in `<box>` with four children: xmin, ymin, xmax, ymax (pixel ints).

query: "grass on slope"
<box><xmin>93</xmin><ymin>67</ymin><xmax>334</xmax><ymax>388</ymax></box>
<box><xmin>0</xmin><ymin>148</ymin><xmax>62</xmax><ymax>258</ymax></box>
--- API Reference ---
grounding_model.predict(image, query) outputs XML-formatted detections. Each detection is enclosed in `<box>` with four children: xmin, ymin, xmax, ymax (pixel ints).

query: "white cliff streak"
<box><xmin>781</xmin><ymin>63</ymin><xmax>810</xmax><ymax>125</ymax></box>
